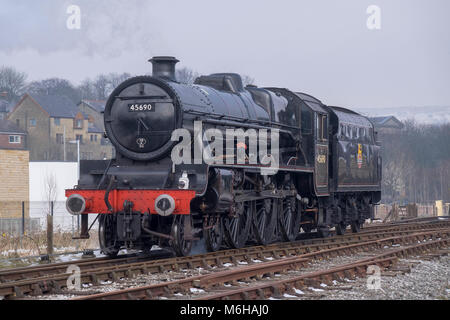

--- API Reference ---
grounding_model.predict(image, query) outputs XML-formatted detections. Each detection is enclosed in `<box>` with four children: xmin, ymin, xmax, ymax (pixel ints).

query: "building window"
<box><xmin>90</xmin><ymin>134</ymin><xmax>94</xmax><ymax>142</ymax></box>
<box><xmin>76</xmin><ymin>134</ymin><xmax>83</xmax><ymax>144</ymax></box>
<box><xmin>16</xmin><ymin>119</ymin><xmax>20</xmax><ymax>127</ymax></box>
<box><xmin>75</xmin><ymin>119</ymin><xmax>83</xmax><ymax>129</ymax></box>
<box><xmin>56</xmin><ymin>133</ymin><xmax>64</xmax><ymax>144</ymax></box>
<box><xmin>29</xmin><ymin>119</ymin><xmax>36</xmax><ymax>126</ymax></box>
<box><xmin>54</xmin><ymin>118</ymin><xmax>60</xmax><ymax>126</ymax></box>
<box><xmin>9</xmin><ymin>135</ymin><xmax>21</xmax><ymax>144</ymax></box>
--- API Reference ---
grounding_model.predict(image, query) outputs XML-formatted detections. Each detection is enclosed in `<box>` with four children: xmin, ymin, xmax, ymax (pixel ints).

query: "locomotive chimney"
<box><xmin>149</xmin><ymin>56</ymin><xmax>179</xmax><ymax>81</ymax></box>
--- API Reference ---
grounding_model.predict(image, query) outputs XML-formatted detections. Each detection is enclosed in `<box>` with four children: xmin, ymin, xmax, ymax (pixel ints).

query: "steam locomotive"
<box><xmin>65</xmin><ymin>56</ymin><xmax>381</xmax><ymax>257</ymax></box>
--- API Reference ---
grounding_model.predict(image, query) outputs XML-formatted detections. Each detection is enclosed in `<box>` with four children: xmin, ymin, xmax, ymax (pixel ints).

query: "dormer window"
<box><xmin>75</xmin><ymin>119</ymin><xmax>83</xmax><ymax>128</ymax></box>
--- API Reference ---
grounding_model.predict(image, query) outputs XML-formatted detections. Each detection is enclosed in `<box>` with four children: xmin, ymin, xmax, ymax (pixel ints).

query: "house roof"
<box><xmin>28</xmin><ymin>93</ymin><xmax>79</xmax><ymax>118</ymax></box>
<box><xmin>80</xmin><ymin>100</ymin><xmax>106</xmax><ymax>113</ymax></box>
<box><xmin>0</xmin><ymin>119</ymin><xmax>27</xmax><ymax>135</ymax></box>
<box><xmin>88</xmin><ymin>124</ymin><xmax>103</xmax><ymax>134</ymax></box>
<box><xmin>369</xmin><ymin>116</ymin><xmax>404</xmax><ymax>128</ymax></box>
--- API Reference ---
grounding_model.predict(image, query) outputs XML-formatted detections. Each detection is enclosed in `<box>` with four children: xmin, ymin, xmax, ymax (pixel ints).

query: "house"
<box><xmin>7</xmin><ymin>93</ymin><xmax>114</xmax><ymax>161</ymax></box>
<box><xmin>78</xmin><ymin>99</ymin><xmax>106</xmax><ymax>132</ymax></box>
<box><xmin>0</xmin><ymin>120</ymin><xmax>29</xmax><ymax>221</ymax></box>
<box><xmin>0</xmin><ymin>119</ymin><xmax>27</xmax><ymax>150</ymax></box>
<box><xmin>78</xmin><ymin>99</ymin><xmax>115</xmax><ymax>159</ymax></box>
<box><xmin>369</xmin><ymin>116</ymin><xmax>404</xmax><ymax>134</ymax></box>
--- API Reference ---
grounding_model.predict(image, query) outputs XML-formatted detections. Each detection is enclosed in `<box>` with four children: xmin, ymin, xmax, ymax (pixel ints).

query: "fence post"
<box><xmin>47</xmin><ymin>201</ymin><xmax>54</xmax><ymax>256</ymax></box>
<box><xmin>22</xmin><ymin>201</ymin><xmax>25</xmax><ymax>235</ymax></box>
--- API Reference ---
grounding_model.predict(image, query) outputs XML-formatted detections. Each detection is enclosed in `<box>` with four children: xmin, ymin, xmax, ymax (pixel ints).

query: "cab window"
<box><xmin>301</xmin><ymin>103</ymin><xmax>313</xmax><ymax>134</ymax></box>
<box><xmin>316</xmin><ymin>114</ymin><xmax>328</xmax><ymax>141</ymax></box>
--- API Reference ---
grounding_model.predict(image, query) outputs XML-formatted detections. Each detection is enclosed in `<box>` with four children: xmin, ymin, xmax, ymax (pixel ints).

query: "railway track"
<box><xmin>1</xmin><ymin>219</ymin><xmax>448</xmax><ymax>299</ymax></box>
<box><xmin>74</xmin><ymin>235</ymin><xmax>449</xmax><ymax>300</ymax></box>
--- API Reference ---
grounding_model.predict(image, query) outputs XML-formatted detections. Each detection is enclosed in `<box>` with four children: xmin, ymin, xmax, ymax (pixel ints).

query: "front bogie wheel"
<box><xmin>171</xmin><ymin>215</ymin><xmax>193</xmax><ymax>256</ymax></box>
<box><xmin>98</xmin><ymin>214</ymin><xmax>120</xmax><ymax>258</ymax></box>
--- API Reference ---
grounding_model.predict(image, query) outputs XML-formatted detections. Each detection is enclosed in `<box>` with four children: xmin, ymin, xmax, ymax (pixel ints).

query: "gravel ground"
<box><xmin>318</xmin><ymin>256</ymin><xmax>450</xmax><ymax>300</ymax></box>
<box><xmin>30</xmin><ymin>244</ymin><xmax>450</xmax><ymax>300</ymax></box>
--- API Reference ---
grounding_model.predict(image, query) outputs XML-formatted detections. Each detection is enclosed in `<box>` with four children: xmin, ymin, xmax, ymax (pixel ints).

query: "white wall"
<box><xmin>29</xmin><ymin>161</ymin><xmax>78</xmax><ymax>202</ymax></box>
<box><xmin>29</xmin><ymin>161</ymin><xmax>97</xmax><ymax>231</ymax></box>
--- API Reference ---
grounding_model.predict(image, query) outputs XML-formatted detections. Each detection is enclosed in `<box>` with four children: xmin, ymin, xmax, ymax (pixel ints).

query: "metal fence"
<box><xmin>374</xmin><ymin>202</ymin><xmax>450</xmax><ymax>221</ymax></box>
<box><xmin>0</xmin><ymin>218</ymin><xmax>41</xmax><ymax>235</ymax></box>
<box><xmin>0</xmin><ymin>201</ymin><xmax>98</xmax><ymax>236</ymax></box>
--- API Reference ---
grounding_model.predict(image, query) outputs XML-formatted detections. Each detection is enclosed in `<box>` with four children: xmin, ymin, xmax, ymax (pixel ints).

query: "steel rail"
<box><xmin>72</xmin><ymin>231</ymin><xmax>449</xmax><ymax>300</ymax></box>
<box><xmin>1</xmin><ymin>221</ymin><xmax>448</xmax><ymax>298</ymax></box>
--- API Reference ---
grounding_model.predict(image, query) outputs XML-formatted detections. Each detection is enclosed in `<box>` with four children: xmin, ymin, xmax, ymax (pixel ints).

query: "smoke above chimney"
<box><xmin>149</xmin><ymin>56</ymin><xmax>179</xmax><ymax>82</ymax></box>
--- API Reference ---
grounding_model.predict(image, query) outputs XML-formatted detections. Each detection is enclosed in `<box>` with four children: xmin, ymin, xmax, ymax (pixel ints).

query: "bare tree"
<box><xmin>176</xmin><ymin>67</ymin><xmax>200</xmax><ymax>84</ymax></box>
<box><xmin>107</xmin><ymin>72</ymin><xmax>131</xmax><ymax>89</ymax></box>
<box><xmin>79</xmin><ymin>72</ymin><xmax>132</xmax><ymax>100</ymax></box>
<box><xmin>43</xmin><ymin>170</ymin><xmax>58</xmax><ymax>216</ymax></box>
<box><xmin>92</xmin><ymin>74</ymin><xmax>110</xmax><ymax>100</ymax></box>
<box><xmin>78</xmin><ymin>79</ymin><xmax>96</xmax><ymax>100</ymax></box>
<box><xmin>0</xmin><ymin>66</ymin><xmax>27</xmax><ymax>102</ymax></box>
<box><xmin>241</xmin><ymin>74</ymin><xmax>256</xmax><ymax>87</ymax></box>
<box><xmin>26</xmin><ymin>78</ymin><xmax>81</xmax><ymax>104</ymax></box>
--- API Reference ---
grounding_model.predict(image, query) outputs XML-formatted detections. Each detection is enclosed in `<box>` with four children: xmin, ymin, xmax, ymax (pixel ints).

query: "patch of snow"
<box><xmin>294</xmin><ymin>288</ymin><xmax>304</xmax><ymax>295</ymax></box>
<box><xmin>283</xmin><ymin>293</ymin><xmax>297</xmax><ymax>298</ymax></box>
<box><xmin>190</xmin><ymin>288</ymin><xmax>205</xmax><ymax>294</ymax></box>
<box><xmin>309</xmin><ymin>287</ymin><xmax>325</xmax><ymax>292</ymax></box>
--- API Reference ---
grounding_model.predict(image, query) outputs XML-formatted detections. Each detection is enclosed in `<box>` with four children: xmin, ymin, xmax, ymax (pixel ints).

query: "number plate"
<box><xmin>128</xmin><ymin>103</ymin><xmax>155</xmax><ymax>112</ymax></box>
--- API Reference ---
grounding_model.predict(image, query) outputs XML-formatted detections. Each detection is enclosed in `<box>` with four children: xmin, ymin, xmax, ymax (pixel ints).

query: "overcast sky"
<box><xmin>0</xmin><ymin>0</ymin><xmax>449</xmax><ymax>108</ymax></box>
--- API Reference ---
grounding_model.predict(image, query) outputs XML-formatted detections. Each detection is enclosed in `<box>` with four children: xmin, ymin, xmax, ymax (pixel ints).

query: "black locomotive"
<box><xmin>66</xmin><ymin>56</ymin><xmax>381</xmax><ymax>257</ymax></box>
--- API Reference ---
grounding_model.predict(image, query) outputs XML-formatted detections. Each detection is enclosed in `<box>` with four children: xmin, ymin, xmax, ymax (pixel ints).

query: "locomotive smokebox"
<box><xmin>149</xmin><ymin>56</ymin><xmax>179</xmax><ymax>81</ymax></box>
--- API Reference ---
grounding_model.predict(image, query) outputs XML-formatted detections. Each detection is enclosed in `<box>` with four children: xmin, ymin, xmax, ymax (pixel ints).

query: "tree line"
<box><xmin>380</xmin><ymin>120</ymin><xmax>450</xmax><ymax>204</ymax></box>
<box><xmin>0</xmin><ymin>66</ymin><xmax>255</xmax><ymax>106</ymax></box>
